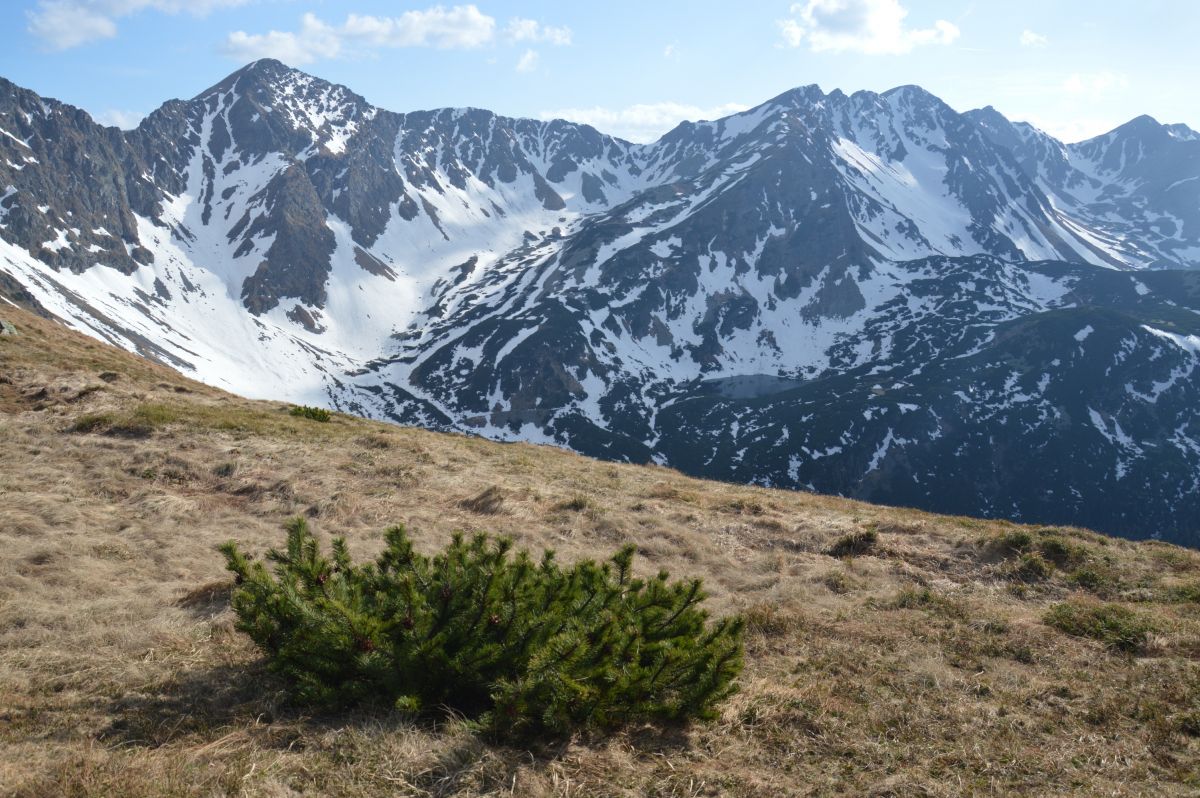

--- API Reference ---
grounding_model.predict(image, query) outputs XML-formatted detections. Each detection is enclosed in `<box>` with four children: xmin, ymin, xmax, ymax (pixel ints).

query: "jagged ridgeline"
<box><xmin>2</xmin><ymin>60</ymin><xmax>1199</xmax><ymax>545</ymax></box>
<box><xmin>220</xmin><ymin>519</ymin><xmax>744</xmax><ymax>736</ymax></box>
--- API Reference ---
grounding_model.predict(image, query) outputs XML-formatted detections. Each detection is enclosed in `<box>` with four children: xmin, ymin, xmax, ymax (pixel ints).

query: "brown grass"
<box><xmin>459</xmin><ymin>485</ymin><xmax>507</xmax><ymax>515</ymax></box>
<box><xmin>1</xmin><ymin>303</ymin><xmax>1199</xmax><ymax>796</ymax></box>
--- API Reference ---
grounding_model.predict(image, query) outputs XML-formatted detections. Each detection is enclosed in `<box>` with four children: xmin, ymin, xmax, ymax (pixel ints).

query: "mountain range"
<box><xmin>2</xmin><ymin>59</ymin><xmax>1198</xmax><ymax>545</ymax></box>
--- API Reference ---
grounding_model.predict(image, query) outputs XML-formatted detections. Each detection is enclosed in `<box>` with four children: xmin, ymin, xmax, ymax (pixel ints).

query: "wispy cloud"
<box><xmin>778</xmin><ymin>0</ymin><xmax>959</xmax><ymax>55</ymax></box>
<box><xmin>223</xmin><ymin>13</ymin><xmax>342</xmax><ymax>65</ymax></box>
<box><xmin>223</xmin><ymin>7</ymin><xmax>496</xmax><ymax>63</ymax></box>
<box><xmin>538</xmin><ymin>101</ymin><xmax>750</xmax><ymax>144</ymax></box>
<box><xmin>94</xmin><ymin>108</ymin><xmax>145</xmax><ymax>129</ymax></box>
<box><xmin>1019</xmin><ymin>29</ymin><xmax>1048</xmax><ymax>48</ymax></box>
<box><xmin>981</xmin><ymin>68</ymin><xmax>1136</xmax><ymax>143</ymax></box>
<box><xmin>515</xmin><ymin>49</ymin><xmax>539</xmax><ymax>73</ymax></box>
<box><xmin>1017</xmin><ymin>112</ymin><xmax>1123</xmax><ymax>144</ymax></box>
<box><xmin>27</xmin><ymin>0</ymin><xmax>247</xmax><ymax>50</ymax></box>
<box><xmin>505</xmin><ymin>18</ymin><xmax>571</xmax><ymax>46</ymax></box>
<box><xmin>1063</xmin><ymin>71</ymin><xmax>1130</xmax><ymax>98</ymax></box>
<box><xmin>223</xmin><ymin>7</ymin><xmax>572</xmax><ymax>65</ymax></box>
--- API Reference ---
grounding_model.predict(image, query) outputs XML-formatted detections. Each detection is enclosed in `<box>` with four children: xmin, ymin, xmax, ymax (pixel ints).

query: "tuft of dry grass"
<box><xmin>458</xmin><ymin>485</ymin><xmax>507</xmax><ymax>515</ymax></box>
<box><xmin>825</xmin><ymin>529</ymin><xmax>879</xmax><ymax>558</ymax></box>
<box><xmin>2</xmin><ymin>302</ymin><xmax>1199</xmax><ymax>796</ymax></box>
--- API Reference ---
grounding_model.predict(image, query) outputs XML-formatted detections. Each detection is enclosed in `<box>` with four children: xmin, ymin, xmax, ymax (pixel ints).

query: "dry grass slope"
<box><xmin>1</xmin><ymin>303</ymin><xmax>1199</xmax><ymax>797</ymax></box>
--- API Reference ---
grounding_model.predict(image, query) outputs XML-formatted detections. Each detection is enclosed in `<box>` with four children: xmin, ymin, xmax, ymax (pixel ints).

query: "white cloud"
<box><xmin>1017</xmin><ymin>112</ymin><xmax>1121</xmax><ymax>144</ymax></box>
<box><xmin>223</xmin><ymin>7</ymin><xmax>572</xmax><ymax>64</ymax></box>
<box><xmin>779</xmin><ymin>18</ymin><xmax>806</xmax><ymax>48</ymax></box>
<box><xmin>223</xmin><ymin>14</ymin><xmax>341</xmax><ymax>65</ymax></box>
<box><xmin>538</xmin><ymin>101</ymin><xmax>751</xmax><ymax>144</ymax></box>
<box><xmin>1019</xmin><ymin>29</ymin><xmax>1048</xmax><ymax>48</ymax></box>
<box><xmin>27</xmin><ymin>1</ymin><xmax>116</xmax><ymax>49</ymax></box>
<box><xmin>27</xmin><ymin>0</ymin><xmax>246</xmax><ymax>50</ymax></box>
<box><xmin>340</xmin><ymin>7</ymin><xmax>496</xmax><ymax>49</ymax></box>
<box><xmin>1062</xmin><ymin>71</ymin><xmax>1130</xmax><ymax>98</ymax></box>
<box><xmin>515</xmin><ymin>49</ymin><xmax>539</xmax><ymax>73</ymax></box>
<box><xmin>778</xmin><ymin>0</ymin><xmax>959</xmax><ymax>55</ymax></box>
<box><xmin>95</xmin><ymin>108</ymin><xmax>144</xmax><ymax>129</ymax></box>
<box><xmin>505</xmin><ymin>17</ymin><xmax>571</xmax><ymax>46</ymax></box>
<box><xmin>663</xmin><ymin>42</ymin><xmax>679</xmax><ymax>59</ymax></box>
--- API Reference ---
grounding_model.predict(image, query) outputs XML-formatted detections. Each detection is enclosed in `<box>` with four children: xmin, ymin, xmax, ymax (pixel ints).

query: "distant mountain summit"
<box><xmin>967</xmin><ymin>107</ymin><xmax>1200</xmax><ymax>268</ymax></box>
<box><xmin>2</xmin><ymin>60</ymin><xmax>1199</xmax><ymax>545</ymax></box>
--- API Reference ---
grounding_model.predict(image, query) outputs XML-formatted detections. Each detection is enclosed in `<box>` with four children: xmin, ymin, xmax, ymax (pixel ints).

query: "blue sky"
<box><xmin>2</xmin><ymin>1</ymin><xmax>1198</xmax><ymax>143</ymax></box>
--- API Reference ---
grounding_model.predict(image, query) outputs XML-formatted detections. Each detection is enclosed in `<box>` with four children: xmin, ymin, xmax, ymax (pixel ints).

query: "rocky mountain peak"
<box><xmin>880</xmin><ymin>83</ymin><xmax>941</xmax><ymax>103</ymax></box>
<box><xmin>765</xmin><ymin>83</ymin><xmax>828</xmax><ymax>109</ymax></box>
<box><xmin>1111</xmin><ymin>113</ymin><xmax>1166</xmax><ymax>135</ymax></box>
<box><xmin>1166</xmin><ymin>122</ymin><xmax>1200</xmax><ymax>141</ymax></box>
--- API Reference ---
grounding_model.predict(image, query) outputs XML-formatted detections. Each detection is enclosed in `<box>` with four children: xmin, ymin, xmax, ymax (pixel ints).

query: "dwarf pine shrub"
<box><xmin>289</xmin><ymin>405</ymin><xmax>332</xmax><ymax>422</ymax></box>
<box><xmin>220</xmin><ymin>519</ymin><xmax>744</xmax><ymax>738</ymax></box>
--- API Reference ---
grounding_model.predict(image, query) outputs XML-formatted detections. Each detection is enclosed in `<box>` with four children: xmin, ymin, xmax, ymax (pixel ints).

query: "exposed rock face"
<box><xmin>238</xmin><ymin>164</ymin><xmax>336</xmax><ymax>314</ymax></box>
<box><xmin>0</xmin><ymin>77</ymin><xmax>156</xmax><ymax>275</ymax></box>
<box><xmin>2</xmin><ymin>60</ymin><xmax>1200</xmax><ymax>545</ymax></box>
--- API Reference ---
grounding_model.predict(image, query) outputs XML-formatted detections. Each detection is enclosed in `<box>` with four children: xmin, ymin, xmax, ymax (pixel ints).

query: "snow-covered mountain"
<box><xmin>2</xmin><ymin>60</ymin><xmax>1199</xmax><ymax>545</ymax></box>
<box><xmin>968</xmin><ymin>106</ymin><xmax>1200</xmax><ymax>268</ymax></box>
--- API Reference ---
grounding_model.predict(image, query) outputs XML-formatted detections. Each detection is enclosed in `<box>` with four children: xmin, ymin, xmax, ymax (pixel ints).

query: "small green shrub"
<box><xmin>1043</xmin><ymin>601</ymin><xmax>1156</xmax><ymax>655</ymax></box>
<box><xmin>131</xmin><ymin>403</ymin><xmax>178</xmax><ymax>426</ymax></box>
<box><xmin>993</xmin><ymin>530</ymin><xmax>1034</xmax><ymax>555</ymax></box>
<box><xmin>1068</xmin><ymin>566</ymin><xmax>1120</xmax><ymax>597</ymax></box>
<box><xmin>1004</xmin><ymin>552</ymin><xmax>1054</xmax><ymax>583</ymax></box>
<box><xmin>976</xmin><ymin>617</ymin><xmax>1010</xmax><ymax>635</ymax></box>
<box><xmin>887</xmin><ymin>587</ymin><xmax>968</xmax><ymax>620</ymax></box>
<box><xmin>69</xmin><ymin>403</ymin><xmax>177</xmax><ymax>437</ymax></box>
<box><xmin>1038</xmin><ymin>536</ymin><xmax>1088</xmax><ymax>568</ymax></box>
<box><xmin>289</xmin><ymin>405</ymin><xmax>332</xmax><ymax>422</ymax></box>
<box><xmin>1163</xmin><ymin>582</ymin><xmax>1200</xmax><ymax>604</ymax></box>
<box><xmin>70</xmin><ymin>412</ymin><xmax>114</xmax><ymax>433</ymax></box>
<box><xmin>221</xmin><ymin>520</ymin><xmax>744</xmax><ymax>738</ymax></box>
<box><xmin>1007</xmin><ymin>642</ymin><xmax>1035</xmax><ymax>664</ymax></box>
<box><xmin>826</xmin><ymin>529</ymin><xmax>877</xmax><ymax>558</ymax></box>
<box><xmin>821</xmin><ymin>569</ymin><xmax>859</xmax><ymax>594</ymax></box>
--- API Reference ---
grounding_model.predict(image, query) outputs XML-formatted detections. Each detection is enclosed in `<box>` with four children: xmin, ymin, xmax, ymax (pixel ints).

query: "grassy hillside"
<box><xmin>1</xmin><ymin>303</ymin><xmax>1199</xmax><ymax>797</ymax></box>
